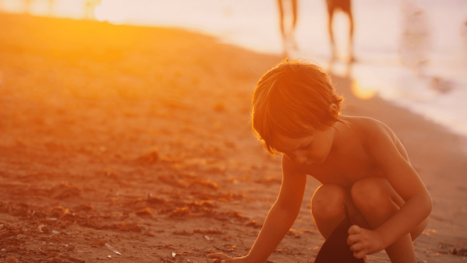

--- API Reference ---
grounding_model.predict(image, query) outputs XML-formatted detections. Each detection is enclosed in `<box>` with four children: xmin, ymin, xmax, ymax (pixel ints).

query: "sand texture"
<box><xmin>0</xmin><ymin>13</ymin><xmax>466</xmax><ymax>263</ymax></box>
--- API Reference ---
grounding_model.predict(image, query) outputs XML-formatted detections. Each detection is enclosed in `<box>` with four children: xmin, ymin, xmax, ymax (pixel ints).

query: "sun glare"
<box><xmin>351</xmin><ymin>80</ymin><xmax>377</xmax><ymax>100</ymax></box>
<box><xmin>94</xmin><ymin>0</ymin><xmax>127</xmax><ymax>24</ymax></box>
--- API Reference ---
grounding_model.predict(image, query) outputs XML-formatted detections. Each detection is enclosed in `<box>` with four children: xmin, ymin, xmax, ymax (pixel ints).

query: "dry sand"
<box><xmin>0</xmin><ymin>13</ymin><xmax>466</xmax><ymax>263</ymax></box>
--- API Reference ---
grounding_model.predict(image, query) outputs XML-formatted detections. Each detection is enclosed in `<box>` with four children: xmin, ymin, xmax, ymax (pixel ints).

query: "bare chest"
<box><xmin>298</xmin><ymin>146</ymin><xmax>383</xmax><ymax>188</ymax></box>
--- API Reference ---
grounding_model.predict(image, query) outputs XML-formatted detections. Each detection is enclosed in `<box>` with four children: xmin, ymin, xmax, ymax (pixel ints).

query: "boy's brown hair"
<box><xmin>251</xmin><ymin>59</ymin><xmax>344</xmax><ymax>154</ymax></box>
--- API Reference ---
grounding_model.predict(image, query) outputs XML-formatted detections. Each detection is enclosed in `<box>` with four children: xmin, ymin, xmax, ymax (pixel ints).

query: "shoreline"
<box><xmin>1</xmin><ymin>13</ymin><xmax>466</xmax><ymax>262</ymax></box>
<box><xmin>154</xmin><ymin>22</ymin><xmax>467</xmax><ymax>141</ymax></box>
<box><xmin>2</xmin><ymin>6</ymin><xmax>467</xmax><ymax>139</ymax></box>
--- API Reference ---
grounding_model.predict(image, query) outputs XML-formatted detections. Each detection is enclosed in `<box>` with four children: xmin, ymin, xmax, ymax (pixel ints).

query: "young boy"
<box><xmin>209</xmin><ymin>60</ymin><xmax>432</xmax><ymax>263</ymax></box>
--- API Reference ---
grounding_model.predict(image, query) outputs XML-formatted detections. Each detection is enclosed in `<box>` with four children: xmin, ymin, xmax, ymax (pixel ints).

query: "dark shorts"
<box><xmin>326</xmin><ymin>0</ymin><xmax>351</xmax><ymax>14</ymax></box>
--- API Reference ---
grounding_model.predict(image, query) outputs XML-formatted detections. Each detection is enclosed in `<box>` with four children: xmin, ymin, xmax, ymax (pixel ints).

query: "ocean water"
<box><xmin>3</xmin><ymin>0</ymin><xmax>467</xmax><ymax>138</ymax></box>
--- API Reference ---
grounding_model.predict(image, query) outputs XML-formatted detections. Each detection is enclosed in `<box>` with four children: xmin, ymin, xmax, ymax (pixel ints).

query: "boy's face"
<box><xmin>271</xmin><ymin>126</ymin><xmax>336</xmax><ymax>165</ymax></box>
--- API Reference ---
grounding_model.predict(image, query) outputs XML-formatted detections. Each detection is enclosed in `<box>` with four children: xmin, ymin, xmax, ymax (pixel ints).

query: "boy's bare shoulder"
<box><xmin>344</xmin><ymin>116</ymin><xmax>403</xmax><ymax>159</ymax></box>
<box><xmin>344</xmin><ymin>116</ymin><xmax>394</xmax><ymax>140</ymax></box>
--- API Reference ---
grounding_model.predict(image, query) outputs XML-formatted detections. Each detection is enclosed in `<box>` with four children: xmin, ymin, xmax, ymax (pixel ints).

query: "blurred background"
<box><xmin>1</xmin><ymin>0</ymin><xmax>467</xmax><ymax>138</ymax></box>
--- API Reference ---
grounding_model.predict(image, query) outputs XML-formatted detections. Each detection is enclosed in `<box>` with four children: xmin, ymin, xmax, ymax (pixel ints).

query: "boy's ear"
<box><xmin>329</xmin><ymin>103</ymin><xmax>339</xmax><ymax>116</ymax></box>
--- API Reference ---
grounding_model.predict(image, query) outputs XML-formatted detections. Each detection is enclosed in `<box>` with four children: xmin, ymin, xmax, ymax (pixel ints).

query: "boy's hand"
<box><xmin>208</xmin><ymin>253</ymin><xmax>250</xmax><ymax>263</ymax></box>
<box><xmin>347</xmin><ymin>225</ymin><xmax>385</xmax><ymax>259</ymax></box>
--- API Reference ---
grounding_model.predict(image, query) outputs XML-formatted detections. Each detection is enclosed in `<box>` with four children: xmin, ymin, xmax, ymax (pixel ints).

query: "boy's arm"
<box><xmin>245</xmin><ymin>156</ymin><xmax>307</xmax><ymax>262</ymax></box>
<box><xmin>350</xmin><ymin>119</ymin><xmax>432</xmax><ymax>254</ymax></box>
<box><xmin>209</xmin><ymin>156</ymin><xmax>307</xmax><ymax>263</ymax></box>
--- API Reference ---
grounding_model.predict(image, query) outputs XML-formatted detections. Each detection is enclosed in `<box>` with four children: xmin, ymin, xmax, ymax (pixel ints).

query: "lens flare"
<box><xmin>351</xmin><ymin>80</ymin><xmax>377</xmax><ymax>100</ymax></box>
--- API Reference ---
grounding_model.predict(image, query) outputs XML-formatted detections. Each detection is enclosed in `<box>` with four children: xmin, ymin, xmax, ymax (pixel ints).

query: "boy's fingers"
<box><xmin>350</xmin><ymin>242</ymin><xmax>363</xmax><ymax>252</ymax></box>
<box><xmin>353</xmin><ymin>250</ymin><xmax>366</xmax><ymax>259</ymax></box>
<box><xmin>347</xmin><ymin>234</ymin><xmax>358</xmax><ymax>245</ymax></box>
<box><xmin>348</xmin><ymin>225</ymin><xmax>361</xmax><ymax>235</ymax></box>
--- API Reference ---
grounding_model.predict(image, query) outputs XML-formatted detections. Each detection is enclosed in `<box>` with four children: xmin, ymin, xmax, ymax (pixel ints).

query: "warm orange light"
<box><xmin>351</xmin><ymin>80</ymin><xmax>377</xmax><ymax>100</ymax></box>
<box><xmin>94</xmin><ymin>0</ymin><xmax>127</xmax><ymax>24</ymax></box>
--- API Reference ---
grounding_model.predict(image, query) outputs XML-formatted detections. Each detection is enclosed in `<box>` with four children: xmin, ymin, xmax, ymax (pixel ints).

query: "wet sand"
<box><xmin>0</xmin><ymin>13</ymin><xmax>466</xmax><ymax>263</ymax></box>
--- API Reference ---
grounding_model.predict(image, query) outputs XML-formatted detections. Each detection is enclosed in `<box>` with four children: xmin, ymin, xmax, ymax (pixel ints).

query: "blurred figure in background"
<box><xmin>277</xmin><ymin>0</ymin><xmax>298</xmax><ymax>57</ymax></box>
<box><xmin>399</xmin><ymin>0</ymin><xmax>430</xmax><ymax>76</ymax></box>
<box><xmin>47</xmin><ymin>0</ymin><xmax>55</xmax><ymax>15</ymax></box>
<box><xmin>325</xmin><ymin>0</ymin><xmax>355</xmax><ymax>62</ymax></box>
<box><xmin>85</xmin><ymin>0</ymin><xmax>100</xmax><ymax>20</ymax></box>
<box><xmin>23</xmin><ymin>0</ymin><xmax>31</xmax><ymax>13</ymax></box>
<box><xmin>461</xmin><ymin>20</ymin><xmax>467</xmax><ymax>60</ymax></box>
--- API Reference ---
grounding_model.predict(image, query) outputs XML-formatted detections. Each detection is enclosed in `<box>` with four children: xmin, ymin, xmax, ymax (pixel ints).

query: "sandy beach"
<box><xmin>0</xmin><ymin>13</ymin><xmax>466</xmax><ymax>263</ymax></box>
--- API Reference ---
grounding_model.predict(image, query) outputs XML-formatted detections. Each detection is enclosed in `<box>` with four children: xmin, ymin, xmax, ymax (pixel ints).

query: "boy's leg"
<box><xmin>312</xmin><ymin>184</ymin><xmax>346</xmax><ymax>239</ymax></box>
<box><xmin>351</xmin><ymin>177</ymin><xmax>428</xmax><ymax>263</ymax></box>
<box><xmin>312</xmin><ymin>184</ymin><xmax>372</xmax><ymax>263</ymax></box>
<box><xmin>311</xmin><ymin>184</ymin><xmax>369</xmax><ymax>239</ymax></box>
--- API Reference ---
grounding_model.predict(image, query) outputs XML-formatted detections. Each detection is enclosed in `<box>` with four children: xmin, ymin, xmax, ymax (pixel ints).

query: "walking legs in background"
<box><xmin>277</xmin><ymin>0</ymin><xmax>298</xmax><ymax>57</ymax></box>
<box><xmin>325</xmin><ymin>0</ymin><xmax>355</xmax><ymax>62</ymax></box>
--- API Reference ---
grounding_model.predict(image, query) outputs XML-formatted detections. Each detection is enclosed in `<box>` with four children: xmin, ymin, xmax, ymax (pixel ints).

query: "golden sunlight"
<box><xmin>94</xmin><ymin>0</ymin><xmax>127</xmax><ymax>24</ymax></box>
<box><xmin>351</xmin><ymin>80</ymin><xmax>377</xmax><ymax>100</ymax></box>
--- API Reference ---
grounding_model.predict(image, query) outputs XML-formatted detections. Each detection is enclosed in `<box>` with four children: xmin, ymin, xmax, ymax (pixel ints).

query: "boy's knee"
<box><xmin>312</xmin><ymin>184</ymin><xmax>346</xmax><ymax>220</ymax></box>
<box><xmin>351</xmin><ymin>177</ymin><xmax>391</xmax><ymax>211</ymax></box>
